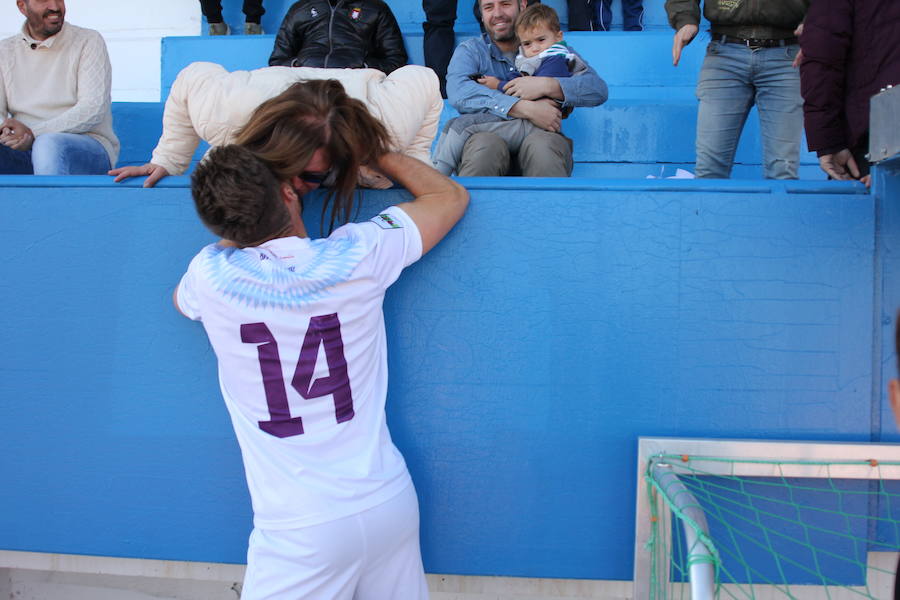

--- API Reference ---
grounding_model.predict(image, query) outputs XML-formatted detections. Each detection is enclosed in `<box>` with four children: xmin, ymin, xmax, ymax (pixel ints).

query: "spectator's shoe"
<box><xmin>244</xmin><ymin>22</ymin><xmax>263</xmax><ymax>35</ymax></box>
<box><xmin>208</xmin><ymin>22</ymin><xmax>230</xmax><ymax>36</ymax></box>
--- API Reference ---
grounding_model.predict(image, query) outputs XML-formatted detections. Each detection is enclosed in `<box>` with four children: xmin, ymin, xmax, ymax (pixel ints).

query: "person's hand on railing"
<box><xmin>109</xmin><ymin>163</ymin><xmax>170</xmax><ymax>188</ymax></box>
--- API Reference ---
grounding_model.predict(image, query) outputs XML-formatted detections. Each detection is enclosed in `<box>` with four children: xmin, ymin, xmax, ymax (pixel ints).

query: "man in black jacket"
<box><xmin>269</xmin><ymin>0</ymin><xmax>407</xmax><ymax>74</ymax></box>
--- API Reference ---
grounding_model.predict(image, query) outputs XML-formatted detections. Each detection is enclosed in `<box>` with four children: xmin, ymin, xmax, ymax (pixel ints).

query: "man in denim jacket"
<box><xmin>445</xmin><ymin>0</ymin><xmax>607</xmax><ymax>177</ymax></box>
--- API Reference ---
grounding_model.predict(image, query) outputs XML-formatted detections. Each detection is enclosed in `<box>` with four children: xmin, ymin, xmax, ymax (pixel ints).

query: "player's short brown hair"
<box><xmin>515</xmin><ymin>3</ymin><xmax>561</xmax><ymax>34</ymax></box>
<box><xmin>191</xmin><ymin>145</ymin><xmax>289</xmax><ymax>246</ymax></box>
<box><xmin>235</xmin><ymin>79</ymin><xmax>392</xmax><ymax>232</ymax></box>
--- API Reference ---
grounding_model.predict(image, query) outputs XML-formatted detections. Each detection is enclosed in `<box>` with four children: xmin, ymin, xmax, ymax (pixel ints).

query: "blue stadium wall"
<box><xmin>2</xmin><ymin>169</ymin><xmax>899</xmax><ymax>581</ymax></box>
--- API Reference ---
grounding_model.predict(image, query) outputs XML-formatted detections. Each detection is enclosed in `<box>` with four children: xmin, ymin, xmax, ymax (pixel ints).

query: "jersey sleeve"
<box><xmin>363</xmin><ymin>205</ymin><xmax>423</xmax><ymax>289</ymax></box>
<box><xmin>175</xmin><ymin>254</ymin><xmax>205</xmax><ymax>321</ymax></box>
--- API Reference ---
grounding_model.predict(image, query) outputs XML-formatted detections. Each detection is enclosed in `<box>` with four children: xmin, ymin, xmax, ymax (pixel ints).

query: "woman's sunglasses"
<box><xmin>299</xmin><ymin>169</ymin><xmax>334</xmax><ymax>185</ymax></box>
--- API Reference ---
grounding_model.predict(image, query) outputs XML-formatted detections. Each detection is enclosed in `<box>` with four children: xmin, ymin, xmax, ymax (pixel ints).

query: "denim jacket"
<box><xmin>446</xmin><ymin>33</ymin><xmax>608</xmax><ymax>119</ymax></box>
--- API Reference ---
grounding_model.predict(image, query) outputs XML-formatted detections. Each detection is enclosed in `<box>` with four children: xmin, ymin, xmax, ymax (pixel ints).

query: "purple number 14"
<box><xmin>241</xmin><ymin>314</ymin><xmax>354</xmax><ymax>438</ymax></box>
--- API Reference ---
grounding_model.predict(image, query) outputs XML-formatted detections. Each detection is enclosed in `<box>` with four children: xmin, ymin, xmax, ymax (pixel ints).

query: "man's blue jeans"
<box><xmin>0</xmin><ymin>132</ymin><xmax>111</xmax><ymax>175</ymax></box>
<box><xmin>695</xmin><ymin>40</ymin><xmax>803</xmax><ymax>179</ymax></box>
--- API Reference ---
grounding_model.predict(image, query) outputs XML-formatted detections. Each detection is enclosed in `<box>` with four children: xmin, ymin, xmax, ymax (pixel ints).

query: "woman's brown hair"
<box><xmin>235</xmin><ymin>79</ymin><xmax>392</xmax><ymax>232</ymax></box>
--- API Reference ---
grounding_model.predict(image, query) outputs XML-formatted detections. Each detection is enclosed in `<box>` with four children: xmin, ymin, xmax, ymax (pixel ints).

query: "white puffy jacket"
<box><xmin>150</xmin><ymin>62</ymin><xmax>442</xmax><ymax>175</ymax></box>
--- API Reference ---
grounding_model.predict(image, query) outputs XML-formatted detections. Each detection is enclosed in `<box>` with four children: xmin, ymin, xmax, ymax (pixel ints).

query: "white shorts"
<box><xmin>242</xmin><ymin>484</ymin><xmax>428</xmax><ymax>600</ymax></box>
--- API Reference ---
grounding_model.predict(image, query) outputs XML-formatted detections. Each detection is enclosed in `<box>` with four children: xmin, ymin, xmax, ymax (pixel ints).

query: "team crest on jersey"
<box><xmin>350</xmin><ymin>7</ymin><xmax>362</xmax><ymax>20</ymax></box>
<box><xmin>374</xmin><ymin>213</ymin><xmax>402</xmax><ymax>229</ymax></box>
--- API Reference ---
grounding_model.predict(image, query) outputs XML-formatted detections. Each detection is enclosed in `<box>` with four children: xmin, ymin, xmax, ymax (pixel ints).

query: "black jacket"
<box><xmin>665</xmin><ymin>0</ymin><xmax>808</xmax><ymax>40</ymax></box>
<box><xmin>269</xmin><ymin>0</ymin><xmax>408</xmax><ymax>73</ymax></box>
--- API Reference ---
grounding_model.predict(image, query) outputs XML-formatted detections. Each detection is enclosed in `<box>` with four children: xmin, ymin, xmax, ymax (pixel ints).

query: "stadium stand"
<box><xmin>105</xmin><ymin>0</ymin><xmax>820</xmax><ymax>178</ymax></box>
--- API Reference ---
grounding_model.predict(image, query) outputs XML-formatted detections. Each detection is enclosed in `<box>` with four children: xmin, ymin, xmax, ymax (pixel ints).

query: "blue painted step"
<box><xmin>113</xmin><ymin>96</ymin><xmax>821</xmax><ymax>177</ymax></box>
<box><xmin>160</xmin><ymin>31</ymin><xmax>709</xmax><ymax>100</ymax></box>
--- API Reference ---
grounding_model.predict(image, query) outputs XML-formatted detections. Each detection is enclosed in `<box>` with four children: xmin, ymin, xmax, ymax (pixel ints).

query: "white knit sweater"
<box><xmin>0</xmin><ymin>22</ymin><xmax>119</xmax><ymax>165</ymax></box>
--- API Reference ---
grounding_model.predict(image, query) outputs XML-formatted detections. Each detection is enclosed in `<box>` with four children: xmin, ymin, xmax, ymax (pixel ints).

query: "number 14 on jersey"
<box><xmin>241</xmin><ymin>314</ymin><xmax>354</xmax><ymax>438</ymax></box>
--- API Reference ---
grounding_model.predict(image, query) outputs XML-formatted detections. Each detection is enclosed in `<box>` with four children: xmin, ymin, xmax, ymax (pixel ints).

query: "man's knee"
<box><xmin>458</xmin><ymin>132</ymin><xmax>510</xmax><ymax>176</ymax></box>
<box><xmin>518</xmin><ymin>131</ymin><xmax>572</xmax><ymax>177</ymax></box>
<box><xmin>30</xmin><ymin>133</ymin><xmax>70</xmax><ymax>175</ymax></box>
<box><xmin>31</xmin><ymin>133</ymin><xmax>108</xmax><ymax>175</ymax></box>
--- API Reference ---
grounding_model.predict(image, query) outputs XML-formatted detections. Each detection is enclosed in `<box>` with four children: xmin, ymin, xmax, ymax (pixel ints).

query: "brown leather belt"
<box><xmin>713</xmin><ymin>33</ymin><xmax>798</xmax><ymax>49</ymax></box>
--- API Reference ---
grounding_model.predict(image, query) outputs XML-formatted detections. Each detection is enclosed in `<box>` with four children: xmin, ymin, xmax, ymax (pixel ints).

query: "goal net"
<box><xmin>634</xmin><ymin>438</ymin><xmax>900</xmax><ymax>600</ymax></box>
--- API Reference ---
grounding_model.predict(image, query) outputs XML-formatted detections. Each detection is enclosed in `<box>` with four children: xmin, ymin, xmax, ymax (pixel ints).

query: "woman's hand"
<box><xmin>109</xmin><ymin>163</ymin><xmax>170</xmax><ymax>188</ymax></box>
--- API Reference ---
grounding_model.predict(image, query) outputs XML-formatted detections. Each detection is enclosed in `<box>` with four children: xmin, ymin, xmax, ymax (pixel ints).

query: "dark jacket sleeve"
<box><xmin>664</xmin><ymin>0</ymin><xmax>701</xmax><ymax>31</ymax></box>
<box><xmin>799</xmin><ymin>0</ymin><xmax>853</xmax><ymax>155</ymax></box>
<box><xmin>269</xmin><ymin>6</ymin><xmax>302</xmax><ymax>67</ymax></box>
<box><xmin>532</xmin><ymin>55</ymin><xmax>572</xmax><ymax>78</ymax></box>
<box><xmin>364</xmin><ymin>3</ymin><xmax>408</xmax><ymax>74</ymax></box>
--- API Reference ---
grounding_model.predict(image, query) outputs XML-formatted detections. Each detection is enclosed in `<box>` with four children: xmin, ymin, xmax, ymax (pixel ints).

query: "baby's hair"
<box><xmin>515</xmin><ymin>3</ymin><xmax>562</xmax><ymax>34</ymax></box>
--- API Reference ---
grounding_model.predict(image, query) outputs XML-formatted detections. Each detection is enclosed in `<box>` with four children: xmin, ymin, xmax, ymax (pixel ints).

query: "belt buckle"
<box><xmin>746</xmin><ymin>38</ymin><xmax>763</xmax><ymax>50</ymax></box>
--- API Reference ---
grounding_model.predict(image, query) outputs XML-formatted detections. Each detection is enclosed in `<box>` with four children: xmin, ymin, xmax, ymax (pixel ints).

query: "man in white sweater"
<box><xmin>0</xmin><ymin>0</ymin><xmax>119</xmax><ymax>175</ymax></box>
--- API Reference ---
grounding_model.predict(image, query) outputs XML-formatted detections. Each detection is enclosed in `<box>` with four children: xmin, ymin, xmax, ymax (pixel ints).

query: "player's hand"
<box><xmin>503</xmin><ymin>76</ymin><xmax>557</xmax><ymax>100</ymax></box>
<box><xmin>477</xmin><ymin>75</ymin><xmax>501</xmax><ymax>90</ymax></box>
<box><xmin>818</xmin><ymin>149</ymin><xmax>860</xmax><ymax>181</ymax></box>
<box><xmin>672</xmin><ymin>24</ymin><xmax>698</xmax><ymax>66</ymax></box>
<box><xmin>509</xmin><ymin>98</ymin><xmax>562</xmax><ymax>133</ymax></box>
<box><xmin>109</xmin><ymin>163</ymin><xmax>170</xmax><ymax>188</ymax></box>
<box><xmin>357</xmin><ymin>164</ymin><xmax>392</xmax><ymax>189</ymax></box>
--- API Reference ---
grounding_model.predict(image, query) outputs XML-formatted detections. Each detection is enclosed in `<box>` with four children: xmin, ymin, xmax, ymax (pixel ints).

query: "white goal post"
<box><xmin>633</xmin><ymin>437</ymin><xmax>900</xmax><ymax>599</ymax></box>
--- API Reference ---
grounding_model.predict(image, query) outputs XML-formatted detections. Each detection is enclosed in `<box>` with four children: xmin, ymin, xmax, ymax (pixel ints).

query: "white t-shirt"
<box><xmin>176</xmin><ymin>206</ymin><xmax>422</xmax><ymax>530</ymax></box>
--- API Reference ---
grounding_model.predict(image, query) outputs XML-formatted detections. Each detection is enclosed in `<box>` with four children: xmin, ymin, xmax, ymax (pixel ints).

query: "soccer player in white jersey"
<box><xmin>174</xmin><ymin>80</ymin><xmax>468</xmax><ymax>600</ymax></box>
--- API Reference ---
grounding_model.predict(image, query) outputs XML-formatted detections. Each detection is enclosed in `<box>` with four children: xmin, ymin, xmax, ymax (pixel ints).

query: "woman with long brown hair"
<box><xmin>234</xmin><ymin>78</ymin><xmax>393</xmax><ymax>231</ymax></box>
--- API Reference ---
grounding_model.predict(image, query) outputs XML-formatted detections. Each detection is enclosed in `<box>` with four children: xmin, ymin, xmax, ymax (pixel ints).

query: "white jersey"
<box><xmin>176</xmin><ymin>206</ymin><xmax>422</xmax><ymax>530</ymax></box>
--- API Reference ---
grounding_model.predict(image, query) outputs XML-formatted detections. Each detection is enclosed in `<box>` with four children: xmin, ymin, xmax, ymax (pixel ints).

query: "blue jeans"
<box><xmin>695</xmin><ymin>40</ymin><xmax>803</xmax><ymax>179</ymax></box>
<box><xmin>0</xmin><ymin>132</ymin><xmax>111</xmax><ymax>175</ymax></box>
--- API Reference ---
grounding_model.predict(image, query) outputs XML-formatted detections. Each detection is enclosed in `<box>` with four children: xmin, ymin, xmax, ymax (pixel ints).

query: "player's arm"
<box><xmin>376</xmin><ymin>153</ymin><xmax>469</xmax><ymax>255</ymax></box>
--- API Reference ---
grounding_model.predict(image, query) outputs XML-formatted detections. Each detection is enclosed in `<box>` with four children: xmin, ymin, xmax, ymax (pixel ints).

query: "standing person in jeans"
<box><xmin>568</xmin><ymin>0</ymin><xmax>644</xmax><ymax>32</ymax></box>
<box><xmin>0</xmin><ymin>0</ymin><xmax>119</xmax><ymax>175</ymax></box>
<box><xmin>667</xmin><ymin>0</ymin><xmax>809</xmax><ymax>179</ymax></box>
<box><xmin>446</xmin><ymin>0</ymin><xmax>607</xmax><ymax>177</ymax></box>
<box><xmin>200</xmin><ymin>0</ymin><xmax>265</xmax><ymax>35</ymax></box>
